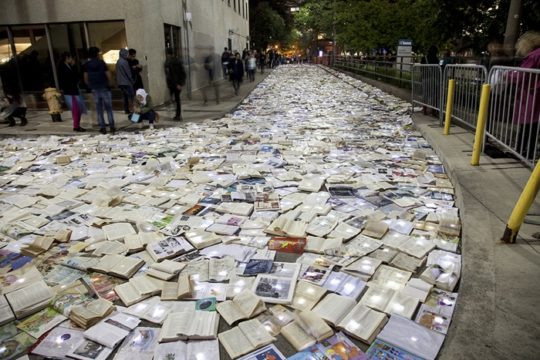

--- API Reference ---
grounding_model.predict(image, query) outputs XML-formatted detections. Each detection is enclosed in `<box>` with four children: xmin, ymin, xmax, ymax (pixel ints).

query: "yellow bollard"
<box><xmin>471</xmin><ymin>84</ymin><xmax>491</xmax><ymax>166</ymax></box>
<box><xmin>443</xmin><ymin>79</ymin><xmax>455</xmax><ymax>135</ymax></box>
<box><xmin>502</xmin><ymin>160</ymin><xmax>540</xmax><ymax>243</ymax></box>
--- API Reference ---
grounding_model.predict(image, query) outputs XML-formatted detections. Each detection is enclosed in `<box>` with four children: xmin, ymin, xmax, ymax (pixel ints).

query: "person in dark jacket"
<box><xmin>164</xmin><ymin>48</ymin><xmax>187</xmax><ymax>121</ymax></box>
<box><xmin>83</xmin><ymin>46</ymin><xmax>115</xmax><ymax>134</ymax></box>
<box><xmin>116</xmin><ymin>48</ymin><xmax>135</xmax><ymax>114</ymax></box>
<box><xmin>1</xmin><ymin>88</ymin><xmax>27</xmax><ymax>127</ymax></box>
<box><xmin>128</xmin><ymin>48</ymin><xmax>144</xmax><ymax>91</ymax></box>
<box><xmin>229</xmin><ymin>52</ymin><xmax>244</xmax><ymax>96</ymax></box>
<box><xmin>58</xmin><ymin>52</ymin><xmax>87</xmax><ymax>132</ymax></box>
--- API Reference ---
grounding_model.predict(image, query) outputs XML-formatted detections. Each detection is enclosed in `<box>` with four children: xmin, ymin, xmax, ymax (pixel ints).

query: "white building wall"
<box><xmin>0</xmin><ymin>0</ymin><xmax>249</xmax><ymax>104</ymax></box>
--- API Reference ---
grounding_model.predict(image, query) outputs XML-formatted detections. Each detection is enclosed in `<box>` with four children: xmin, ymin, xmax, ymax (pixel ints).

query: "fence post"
<box><xmin>471</xmin><ymin>84</ymin><xmax>491</xmax><ymax>166</ymax></box>
<box><xmin>501</xmin><ymin>161</ymin><xmax>540</xmax><ymax>243</ymax></box>
<box><xmin>443</xmin><ymin>79</ymin><xmax>455</xmax><ymax>135</ymax></box>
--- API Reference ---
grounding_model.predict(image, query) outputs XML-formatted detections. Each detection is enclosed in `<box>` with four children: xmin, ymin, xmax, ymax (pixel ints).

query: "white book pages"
<box><xmin>377</xmin><ymin>314</ymin><xmax>445</xmax><ymax>360</ymax></box>
<box><xmin>312</xmin><ymin>293</ymin><xmax>356</xmax><ymax>326</ymax></box>
<box><xmin>338</xmin><ymin>303</ymin><xmax>387</xmax><ymax>343</ymax></box>
<box><xmin>102</xmin><ymin>223</ymin><xmax>136</xmax><ymax>241</ymax></box>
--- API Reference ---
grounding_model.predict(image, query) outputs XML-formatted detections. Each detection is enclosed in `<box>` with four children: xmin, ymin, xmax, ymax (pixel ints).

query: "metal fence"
<box><xmin>486</xmin><ymin>66</ymin><xmax>540</xmax><ymax>166</ymax></box>
<box><xmin>333</xmin><ymin>55</ymin><xmax>414</xmax><ymax>88</ymax></box>
<box><xmin>441</xmin><ymin>64</ymin><xmax>488</xmax><ymax>130</ymax></box>
<box><xmin>411</xmin><ymin>64</ymin><xmax>443</xmax><ymax>123</ymax></box>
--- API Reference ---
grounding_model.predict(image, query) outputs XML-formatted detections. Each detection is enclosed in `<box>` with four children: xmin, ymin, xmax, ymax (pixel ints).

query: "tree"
<box><xmin>250</xmin><ymin>2</ymin><xmax>288</xmax><ymax>51</ymax></box>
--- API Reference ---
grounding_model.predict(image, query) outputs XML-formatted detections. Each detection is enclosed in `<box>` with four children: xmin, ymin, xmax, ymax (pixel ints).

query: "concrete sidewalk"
<box><xmin>415</xmin><ymin>117</ymin><xmax>540</xmax><ymax>360</ymax></box>
<box><xmin>0</xmin><ymin>71</ymin><xmax>271</xmax><ymax>136</ymax></box>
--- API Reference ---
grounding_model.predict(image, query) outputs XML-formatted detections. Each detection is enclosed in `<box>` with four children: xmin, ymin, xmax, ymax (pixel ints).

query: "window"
<box><xmin>164</xmin><ymin>24</ymin><xmax>182</xmax><ymax>59</ymax></box>
<box><xmin>233</xmin><ymin>0</ymin><xmax>236</xmax><ymax>11</ymax></box>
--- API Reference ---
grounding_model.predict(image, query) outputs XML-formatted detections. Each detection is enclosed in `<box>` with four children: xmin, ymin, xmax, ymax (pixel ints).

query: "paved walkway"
<box><xmin>339</xmin><ymin>70</ymin><xmax>540</xmax><ymax>359</ymax></box>
<box><xmin>0</xmin><ymin>71</ymin><xmax>271</xmax><ymax>136</ymax></box>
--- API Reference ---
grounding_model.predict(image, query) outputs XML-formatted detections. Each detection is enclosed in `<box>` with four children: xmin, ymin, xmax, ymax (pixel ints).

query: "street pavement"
<box><xmin>1</xmin><ymin>65</ymin><xmax>539</xmax><ymax>359</ymax></box>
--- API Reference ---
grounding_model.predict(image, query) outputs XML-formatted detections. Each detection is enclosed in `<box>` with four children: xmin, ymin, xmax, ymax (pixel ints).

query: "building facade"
<box><xmin>0</xmin><ymin>0</ymin><xmax>250</xmax><ymax>106</ymax></box>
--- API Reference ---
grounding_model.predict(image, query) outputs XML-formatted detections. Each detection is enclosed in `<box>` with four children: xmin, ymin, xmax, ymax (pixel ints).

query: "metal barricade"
<box><xmin>486</xmin><ymin>66</ymin><xmax>540</xmax><ymax>167</ymax></box>
<box><xmin>442</xmin><ymin>64</ymin><xmax>488</xmax><ymax>130</ymax></box>
<box><xmin>411</xmin><ymin>64</ymin><xmax>443</xmax><ymax>122</ymax></box>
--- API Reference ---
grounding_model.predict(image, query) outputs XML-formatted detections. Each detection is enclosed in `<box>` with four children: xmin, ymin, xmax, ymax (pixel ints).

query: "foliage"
<box><xmin>250</xmin><ymin>2</ymin><xmax>288</xmax><ymax>51</ymax></box>
<box><xmin>294</xmin><ymin>0</ymin><xmax>540</xmax><ymax>56</ymax></box>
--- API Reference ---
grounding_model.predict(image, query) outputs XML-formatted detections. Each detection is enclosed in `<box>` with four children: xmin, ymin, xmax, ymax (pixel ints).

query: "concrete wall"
<box><xmin>0</xmin><ymin>0</ymin><xmax>250</xmax><ymax>104</ymax></box>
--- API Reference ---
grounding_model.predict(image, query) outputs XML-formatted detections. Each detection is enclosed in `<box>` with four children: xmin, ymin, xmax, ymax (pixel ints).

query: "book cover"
<box><xmin>268</xmin><ymin>237</ymin><xmax>306</xmax><ymax>254</ymax></box>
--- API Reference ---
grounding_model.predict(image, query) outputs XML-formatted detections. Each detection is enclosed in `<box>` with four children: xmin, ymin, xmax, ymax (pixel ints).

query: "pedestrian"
<box><xmin>83</xmin><ymin>46</ymin><xmax>115</xmax><ymax>134</ymax></box>
<box><xmin>116</xmin><ymin>48</ymin><xmax>135</xmax><ymax>114</ymax></box>
<box><xmin>1</xmin><ymin>88</ymin><xmax>27</xmax><ymax>127</ymax></box>
<box><xmin>57</xmin><ymin>52</ymin><xmax>87</xmax><ymax>132</ymax></box>
<box><xmin>221</xmin><ymin>47</ymin><xmax>231</xmax><ymax>79</ymax></box>
<box><xmin>128</xmin><ymin>48</ymin><xmax>144</xmax><ymax>91</ymax></box>
<box><xmin>511</xmin><ymin>31</ymin><xmax>540</xmax><ymax>159</ymax></box>
<box><xmin>258</xmin><ymin>51</ymin><xmax>266</xmax><ymax>74</ymax></box>
<box><xmin>247</xmin><ymin>52</ymin><xmax>257</xmax><ymax>82</ymax></box>
<box><xmin>133</xmin><ymin>88</ymin><xmax>157</xmax><ymax>130</ymax></box>
<box><xmin>164</xmin><ymin>48</ymin><xmax>186</xmax><ymax>121</ymax></box>
<box><xmin>230</xmin><ymin>52</ymin><xmax>244</xmax><ymax>96</ymax></box>
<box><xmin>202</xmin><ymin>50</ymin><xmax>220</xmax><ymax>105</ymax></box>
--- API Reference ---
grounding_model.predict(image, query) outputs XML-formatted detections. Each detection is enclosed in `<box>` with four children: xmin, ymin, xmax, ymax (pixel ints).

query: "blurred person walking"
<box><xmin>203</xmin><ymin>50</ymin><xmax>220</xmax><ymax>105</ymax></box>
<box><xmin>83</xmin><ymin>46</ymin><xmax>115</xmax><ymax>134</ymax></box>
<box><xmin>1</xmin><ymin>88</ymin><xmax>27</xmax><ymax>127</ymax></box>
<box><xmin>221</xmin><ymin>47</ymin><xmax>231</xmax><ymax>79</ymax></box>
<box><xmin>164</xmin><ymin>48</ymin><xmax>187</xmax><ymax>121</ymax></box>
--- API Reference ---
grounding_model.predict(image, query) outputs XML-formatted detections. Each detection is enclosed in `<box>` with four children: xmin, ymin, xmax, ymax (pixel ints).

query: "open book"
<box><xmin>291</xmin><ymin>280</ymin><xmax>327</xmax><ymax>311</ymax></box>
<box><xmin>70</xmin><ymin>298</ymin><xmax>114</xmax><ymax>329</ymax></box>
<box><xmin>184</xmin><ymin>229</ymin><xmax>221</xmax><ymax>249</ymax></box>
<box><xmin>20</xmin><ymin>235</ymin><xmax>55</xmax><ymax>256</ymax></box>
<box><xmin>83</xmin><ymin>312</ymin><xmax>141</xmax><ymax>348</ymax></box>
<box><xmin>361</xmin><ymin>284</ymin><xmax>419</xmax><ymax>319</ymax></box>
<box><xmin>5</xmin><ymin>279</ymin><xmax>54</xmax><ymax>318</ymax></box>
<box><xmin>281</xmin><ymin>311</ymin><xmax>334</xmax><ymax>351</ymax></box>
<box><xmin>265</xmin><ymin>216</ymin><xmax>307</xmax><ymax>238</ymax></box>
<box><xmin>304</xmin><ymin>236</ymin><xmax>342</xmax><ymax>254</ymax></box>
<box><xmin>218</xmin><ymin>319</ymin><xmax>276</xmax><ymax>359</ymax></box>
<box><xmin>115</xmin><ymin>275</ymin><xmax>164</xmax><ymax>306</ymax></box>
<box><xmin>161</xmin><ymin>273</ymin><xmax>192</xmax><ymax>300</ymax></box>
<box><xmin>158</xmin><ymin>310</ymin><xmax>220</xmax><ymax>342</ymax></box>
<box><xmin>337</xmin><ymin>303</ymin><xmax>388</xmax><ymax>344</ymax></box>
<box><xmin>90</xmin><ymin>254</ymin><xmax>145</xmax><ymax>279</ymax></box>
<box><xmin>154</xmin><ymin>339</ymin><xmax>219</xmax><ymax>360</ymax></box>
<box><xmin>102</xmin><ymin>222</ymin><xmax>137</xmax><ymax>241</ymax></box>
<box><xmin>147</xmin><ymin>260</ymin><xmax>186</xmax><ymax>280</ymax></box>
<box><xmin>147</xmin><ymin>236</ymin><xmax>194</xmax><ymax>262</ymax></box>
<box><xmin>216</xmin><ymin>290</ymin><xmax>266</xmax><ymax>325</ymax></box>
<box><xmin>312</xmin><ymin>293</ymin><xmax>357</xmax><ymax>326</ymax></box>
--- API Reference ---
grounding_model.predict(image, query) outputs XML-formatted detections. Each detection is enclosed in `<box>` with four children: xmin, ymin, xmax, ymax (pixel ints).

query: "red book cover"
<box><xmin>268</xmin><ymin>237</ymin><xmax>306</xmax><ymax>254</ymax></box>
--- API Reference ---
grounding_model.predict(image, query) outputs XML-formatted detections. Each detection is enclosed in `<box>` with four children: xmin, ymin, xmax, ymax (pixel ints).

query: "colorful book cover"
<box><xmin>195</xmin><ymin>297</ymin><xmax>217</xmax><ymax>311</ymax></box>
<box><xmin>85</xmin><ymin>273</ymin><xmax>124</xmax><ymax>302</ymax></box>
<box><xmin>365</xmin><ymin>339</ymin><xmax>423</xmax><ymax>360</ymax></box>
<box><xmin>0</xmin><ymin>332</ymin><xmax>36</xmax><ymax>360</ymax></box>
<box><xmin>244</xmin><ymin>259</ymin><xmax>274</xmax><ymax>275</ymax></box>
<box><xmin>316</xmin><ymin>332</ymin><xmax>367</xmax><ymax>360</ymax></box>
<box><xmin>268</xmin><ymin>237</ymin><xmax>306</xmax><ymax>254</ymax></box>
<box><xmin>288</xmin><ymin>345</ymin><xmax>327</xmax><ymax>360</ymax></box>
<box><xmin>16</xmin><ymin>307</ymin><xmax>66</xmax><ymax>339</ymax></box>
<box><xmin>0</xmin><ymin>250</ymin><xmax>32</xmax><ymax>273</ymax></box>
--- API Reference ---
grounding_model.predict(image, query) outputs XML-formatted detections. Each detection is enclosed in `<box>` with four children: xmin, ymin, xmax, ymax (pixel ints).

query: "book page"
<box><xmin>0</xmin><ymin>295</ymin><xmax>15</xmax><ymax>325</ymax></box>
<box><xmin>84</xmin><ymin>320</ymin><xmax>130</xmax><ymax>348</ymax></box>
<box><xmin>297</xmin><ymin>311</ymin><xmax>334</xmax><ymax>341</ymax></box>
<box><xmin>110</xmin><ymin>257</ymin><xmax>144</xmax><ymax>278</ymax></box>
<box><xmin>312</xmin><ymin>293</ymin><xmax>356</xmax><ymax>326</ymax></box>
<box><xmin>338</xmin><ymin>303</ymin><xmax>387</xmax><ymax>343</ymax></box>
<box><xmin>216</xmin><ymin>300</ymin><xmax>245</xmax><ymax>325</ymax></box>
<box><xmin>102</xmin><ymin>222</ymin><xmax>136</xmax><ymax>241</ymax></box>
<box><xmin>281</xmin><ymin>321</ymin><xmax>315</xmax><ymax>351</ymax></box>
<box><xmin>115</xmin><ymin>282</ymin><xmax>144</xmax><ymax>306</ymax></box>
<box><xmin>239</xmin><ymin>319</ymin><xmax>275</xmax><ymax>349</ymax></box>
<box><xmin>5</xmin><ymin>280</ymin><xmax>53</xmax><ymax>317</ymax></box>
<box><xmin>177</xmin><ymin>273</ymin><xmax>192</xmax><ymax>298</ymax></box>
<box><xmin>186</xmin><ymin>339</ymin><xmax>220</xmax><ymax>360</ymax></box>
<box><xmin>218</xmin><ymin>326</ymin><xmax>254</xmax><ymax>359</ymax></box>
<box><xmin>235</xmin><ymin>290</ymin><xmax>265</xmax><ymax>319</ymax></box>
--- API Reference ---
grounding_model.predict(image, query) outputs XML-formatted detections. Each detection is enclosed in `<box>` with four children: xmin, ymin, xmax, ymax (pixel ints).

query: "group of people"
<box><xmin>219</xmin><ymin>47</ymin><xmax>282</xmax><ymax>97</ymax></box>
<box><xmin>1</xmin><ymin>47</ymin><xmax>186</xmax><ymax>133</ymax></box>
